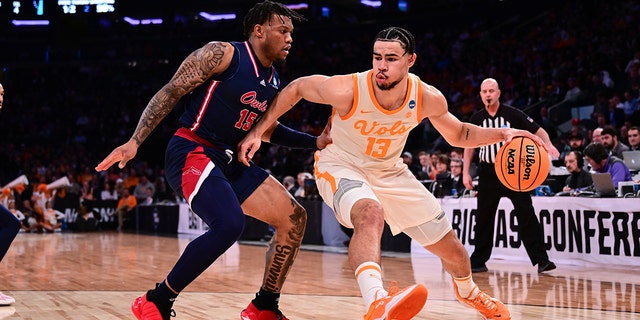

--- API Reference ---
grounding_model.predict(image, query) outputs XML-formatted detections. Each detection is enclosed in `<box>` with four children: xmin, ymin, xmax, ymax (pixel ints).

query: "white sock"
<box><xmin>355</xmin><ymin>262</ymin><xmax>386</xmax><ymax>309</ymax></box>
<box><xmin>454</xmin><ymin>275</ymin><xmax>480</xmax><ymax>299</ymax></box>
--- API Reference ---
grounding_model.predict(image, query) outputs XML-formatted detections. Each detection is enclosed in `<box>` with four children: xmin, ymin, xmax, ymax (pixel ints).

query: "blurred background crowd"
<box><xmin>0</xmin><ymin>0</ymin><xmax>638</xmax><ymax>222</ymax></box>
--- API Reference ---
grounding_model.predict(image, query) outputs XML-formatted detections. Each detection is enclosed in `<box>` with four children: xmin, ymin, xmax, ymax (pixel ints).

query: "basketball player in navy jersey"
<box><xmin>0</xmin><ymin>83</ymin><xmax>23</xmax><ymax>306</ymax></box>
<box><xmin>95</xmin><ymin>2</ymin><xmax>330</xmax><ymax>320</ymax></box>
<box><xmin>462</xmin><ymin>78</ymin><xmax>560</xmax><ymax>274</ymax></box>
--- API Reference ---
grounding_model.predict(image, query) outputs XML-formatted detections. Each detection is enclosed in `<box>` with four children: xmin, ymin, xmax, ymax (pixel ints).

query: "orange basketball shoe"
<box><xmin>131</xmin><ymin>289</ymin><xmax>176</xmax><ymax>320</ymax></box>
<box><xmin>240</xmin><ymin>301</ymin><xmax>289</xmax><ymax>320</ymax></box>
<box><xmin>453</xmin><ymin>283</ymin><xmax>510</xmax><ymax>319</ymax></box>
<box><xmin>364</xmin><ymin>282</ymin><xmax>428</xmax><ymax>320</ymax></box>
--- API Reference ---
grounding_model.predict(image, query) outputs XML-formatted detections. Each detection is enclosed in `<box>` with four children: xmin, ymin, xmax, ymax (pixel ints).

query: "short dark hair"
<box><xmin>243</xmin><ymin>1</ymin><xmax>305</xmax><ymax>37</ymax></box>
<box><xmin>583</xmin><ymin>142</ymin><xmax>609</xmax><ymax>162</ymax></box>
<box><xmin>438</xmin><ymin>154</ymin><xmax>450</xmax><ymax>167</ymax></box>
<box><xmin>601</xmin><ymin>126</ymin><xmax>618</xmax><ymax>138</ymax></box>
<box><xmin>373</xmin><ymin>27</ymin><xmax>416</xmax><ymax>55</ymax></box>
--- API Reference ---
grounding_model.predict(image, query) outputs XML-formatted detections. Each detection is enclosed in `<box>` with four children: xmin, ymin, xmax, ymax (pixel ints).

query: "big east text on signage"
<box><xmin>450</xmin><ymin>208</ymin><xmax>640</xmax><ymax>257</ymax></box>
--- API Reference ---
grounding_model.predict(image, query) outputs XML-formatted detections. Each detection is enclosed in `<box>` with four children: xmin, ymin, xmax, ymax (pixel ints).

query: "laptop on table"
<box><xmin>622</xmin><ymin>151</ymin><xmax>640</xmax><ymax>172</ymax></box>
<box><xmin>590</xmin><ymin>172</ymin><xmax>618</xmax><ymax>197</ymax></box>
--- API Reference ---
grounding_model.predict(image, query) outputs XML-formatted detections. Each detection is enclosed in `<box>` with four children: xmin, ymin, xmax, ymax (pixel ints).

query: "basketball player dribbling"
<box><xmin>239</xmin><ymin>27</ymin><xmax>545</xmax><ymax>320</ymax></box>
<box><xmin>95</xmin><ymin>2</ymin><xmax>330</xmax><ymax>320</ymax></box>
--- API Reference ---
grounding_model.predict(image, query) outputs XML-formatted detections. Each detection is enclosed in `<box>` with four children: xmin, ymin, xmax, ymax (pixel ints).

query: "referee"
<box><xmin>462</xmin><ymin>78</ymin><xmax>560</xmax><ymax>273</ymax></box>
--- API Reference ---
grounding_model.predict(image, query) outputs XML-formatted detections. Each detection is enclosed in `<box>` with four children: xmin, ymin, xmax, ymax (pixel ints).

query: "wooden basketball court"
<box><xmin>0</xmin><ymin>231</ymin><xmax>637</xmax><ymax>319</ymax></box>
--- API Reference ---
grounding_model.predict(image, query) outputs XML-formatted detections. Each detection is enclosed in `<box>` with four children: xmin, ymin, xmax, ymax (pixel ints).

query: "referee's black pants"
<box><xmin>470</xmin><ymin>163</ymin><xmax>550</xmax><ymax>267</ymax></box>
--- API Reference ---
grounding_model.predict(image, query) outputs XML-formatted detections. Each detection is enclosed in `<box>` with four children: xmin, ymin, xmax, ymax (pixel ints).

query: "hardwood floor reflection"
<box><xmin>0</xmin><ymin>232</ymin><xmax>637</xmax><ymax>319</ymax></box>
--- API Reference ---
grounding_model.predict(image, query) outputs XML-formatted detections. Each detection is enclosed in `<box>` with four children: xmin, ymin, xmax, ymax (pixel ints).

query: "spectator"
<box><xmin>282</xmin><ymin>176</ymin><xmax>296</xmax><ymax>197</ymax></box>
<box><xmin>622</xmin><ymin>90</ymin><xmax>639</xmax><ymax>120</ymax></box>
<box><xmin>434</xmin><ymin>154</ymin><xmax>450</xmax><ymax>177</ymax></box>
<box><xmin>100</xmin><ymin>181</ymin><xmax>118</xmax><ymax>201</ymax></box>
<box><xmin>140</xmin><ymin>187</ymin><xmax>154</xmax><ymax>206</ymax></box>
<box><xmin>591</xmin><ymin>127</ymin><xmax>603</xmax><ymax>143</ymax></box>
<box><xmin>449</xmin><ymin>158</ymin><xmax>466</xmax><ymax>196</ymax></box>
<box><xmin>564</xmin><ymin>77</ymin><xmax>582</xmax><ymax>105</ymax></box>
<box><xmin>115</xmin><ymin>187</ymin><xmax>137</xmax><ymax>231</ymax></box>
<box><xmin>80</xmin><ymin>180</ymin><xmax>95</xmax><ymax>202</ymax></box>
<box><xmin>583</xmin><ymin>142</ymin><xmax>633</xmax><ymax>188</ymax></box>
<box><xmin>600</xmin><ymin>126</ymin><xmax>630</xmax><ymax>158</ymax></box>
<box><xmin>153</xmin><ymin>173</ymin><xmax>173</xmax><ymax>202</ymax></box>
<box><xmin>626</xmin><ymin>126</ymin><xmax>640</xmax><ymax>151</ymax></box>
<box><xmin>123</xmin><ymin>168</ymin><xmax>140</xmax><ymax>191</ymax></box>
<box><xmin>415</xmin><ymin>151</ymin><xmax>433</xmax><ymax>181</ymax></box>
<box><xmin>133</xmin><ymin>175</ymin><xmax>155</xmax><ymax>203</ymax></box>
<box><xmin>424</xmin><ymin>151</ymin><xmax>441</xmax><ymax>180</ymax></box>
<box><xmin>401</xmin><ymin>151</ymin><xmax>421</xmax><ymax>178</ymax></box>
<box><xmin>449</xmin><ymin>147</ymin><xmax>464</xmax><ymax>160</ymax></box>
<box><xmin>293</xmin><ymin>172</ymin><xmax>313</xmax><ymax>198</ymax></box>
<box><xmin>606</xmin><ymin>95</ymin><xmax>626</xmax><ymax>128</ymax></box>
<box><xmin>559</xmin><ymin>132</ymin><xmax>586</xmax><ymax>162</ymax></box>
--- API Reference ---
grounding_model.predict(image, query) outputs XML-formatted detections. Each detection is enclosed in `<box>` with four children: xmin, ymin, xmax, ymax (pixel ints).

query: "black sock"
<box><xmin>153</xmin><ymin>281</ymin><xmax>178</xmax><ymax>305</ymax></box>
<box><xmin>252</xmin><ymin>289</ymin><xmax>281</xmax><ymax>311</ymax></box>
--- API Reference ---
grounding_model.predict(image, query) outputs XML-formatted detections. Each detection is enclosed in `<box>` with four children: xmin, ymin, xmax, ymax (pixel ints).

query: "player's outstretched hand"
<box><xmin>95</xmin><ymin>140</ymin><xmax>138</xmax><ymax>171</ymax></box>
<box><xmin>505</xmin><ymin>129</ymin><xmax>560</xmax><ymax>159</ymax></box>
<box><xmin>504</xmin><ymin>129</ymin><xmax>541</xmax><ymax>146</ymax></box>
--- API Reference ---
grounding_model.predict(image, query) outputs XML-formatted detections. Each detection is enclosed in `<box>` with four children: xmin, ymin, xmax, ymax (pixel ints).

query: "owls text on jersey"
<box><xmin>177</xmin><ymin>41</ymin><xmax>280</xmax><ymax>149</ymax></box>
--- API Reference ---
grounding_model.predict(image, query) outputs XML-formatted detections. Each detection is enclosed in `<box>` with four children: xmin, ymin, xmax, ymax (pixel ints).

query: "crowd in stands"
<box><xmin>0</xmin><ymin>0</ymin><xmax>639</xmax><ymax>225</ymax></box>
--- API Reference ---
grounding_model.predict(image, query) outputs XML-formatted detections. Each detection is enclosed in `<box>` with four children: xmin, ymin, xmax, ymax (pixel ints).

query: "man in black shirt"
<box><xmin>562</xmin><ymin>151</ymin><xmax>592</xmax><ymax>193</ymax></box>
<box><xmin>462</xmin><ymin>78</ymin><xmax>560</xmax><ymax>273</ymax></box>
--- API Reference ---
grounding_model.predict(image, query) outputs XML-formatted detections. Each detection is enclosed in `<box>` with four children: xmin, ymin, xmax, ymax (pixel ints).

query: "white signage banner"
<box><xmin>411</xmin><ymin>197</ymin><xmax>640</xmax><ymax>267</ymax></box>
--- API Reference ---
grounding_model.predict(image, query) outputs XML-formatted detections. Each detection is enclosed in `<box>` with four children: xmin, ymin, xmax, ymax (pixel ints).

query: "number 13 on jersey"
<box><xmin>365</xmin><ymin>137</ymin><xmax>391</xmax><ymax>158</ymax></box>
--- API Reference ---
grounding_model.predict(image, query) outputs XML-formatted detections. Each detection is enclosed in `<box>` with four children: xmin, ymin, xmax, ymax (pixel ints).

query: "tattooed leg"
<box><xmin>241</xmin><ymin>175</ymin><xmax>308</xmax><ymax>293</ymax></box>
<box><xmin>262</xmin><ymin>200</ymin><xmax>306</xmax><ymax>292</ymax></box>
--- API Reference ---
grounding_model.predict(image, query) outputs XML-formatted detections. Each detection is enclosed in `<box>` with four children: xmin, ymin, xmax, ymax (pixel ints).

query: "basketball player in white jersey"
<box><xmin>239</xmin><ymin>27</ymin><xmax>544</xmax><ymax>319</ymax></box>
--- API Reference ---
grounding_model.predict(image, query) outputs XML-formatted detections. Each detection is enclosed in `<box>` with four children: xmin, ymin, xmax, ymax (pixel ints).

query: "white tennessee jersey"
<box><xmin>325</xmin><ymin>70</ymin><xmax>423</xmax><ymax>169</ymax></box>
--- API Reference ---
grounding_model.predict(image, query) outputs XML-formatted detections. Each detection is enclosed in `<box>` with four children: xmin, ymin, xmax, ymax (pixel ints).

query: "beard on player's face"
<box><xmin>377</xmin><ymin>78</ymin><xmax>401</xmax><ymax>91</ymax></box>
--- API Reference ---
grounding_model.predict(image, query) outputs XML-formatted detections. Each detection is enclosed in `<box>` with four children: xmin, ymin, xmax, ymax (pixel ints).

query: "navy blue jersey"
<box><xmin>178</xmin><ymin>41</ymin><xmax>280</xmax><ymax>150</ymax></box>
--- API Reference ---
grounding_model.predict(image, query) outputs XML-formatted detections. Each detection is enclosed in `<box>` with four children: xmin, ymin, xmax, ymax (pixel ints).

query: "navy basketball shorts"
<box><xmin>164</xmin><ymin>134</ymin><xmax>269</xmax><ymax>205</ymax></box>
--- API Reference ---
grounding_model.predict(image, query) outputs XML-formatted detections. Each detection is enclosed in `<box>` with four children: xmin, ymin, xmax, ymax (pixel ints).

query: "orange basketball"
<box><xmin>494</xmin><ymin>136</ymin><xmax>549</xmax><ymax>192</ymax></box>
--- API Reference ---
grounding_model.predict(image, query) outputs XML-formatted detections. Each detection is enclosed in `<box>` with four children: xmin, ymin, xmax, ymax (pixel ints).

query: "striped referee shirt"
<box><xmin>468</xmin><ymin>104</ymin><xmax>540</xmax><ymax>164</ymax></box>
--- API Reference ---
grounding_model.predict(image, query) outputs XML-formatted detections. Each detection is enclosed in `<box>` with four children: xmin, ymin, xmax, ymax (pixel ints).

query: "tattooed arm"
<box><xmin>95</xmin><ymin>42</ymin><xmax>232</xmax><ymax>171</ymax></box>
<box><xmin>419</xmin><ymin>81</ymin><xmax>545</xmax><ymax>149</ymax></box>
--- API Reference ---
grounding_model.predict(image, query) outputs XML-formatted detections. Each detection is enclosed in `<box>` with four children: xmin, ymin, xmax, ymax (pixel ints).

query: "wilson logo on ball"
<box><xmin>495</xmin><ymin>136</ymin><xmax>549</xmax><ymax>192</ymax></box>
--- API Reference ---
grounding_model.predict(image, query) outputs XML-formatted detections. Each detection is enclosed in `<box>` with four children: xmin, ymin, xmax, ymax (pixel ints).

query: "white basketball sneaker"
<box><xmin>0</xmin><ymin>292</ymin><xmax>15</xmax><ymax>305</ymax></box>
